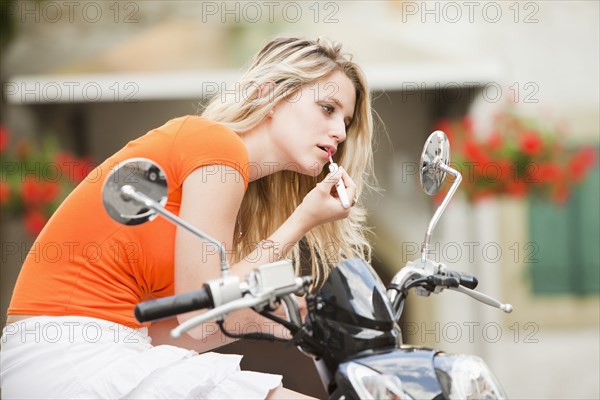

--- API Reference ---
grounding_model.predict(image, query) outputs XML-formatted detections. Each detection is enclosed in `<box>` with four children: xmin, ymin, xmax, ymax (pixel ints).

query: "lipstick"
<box><xmin>328</xmin><ymin>149</ymin><xmax>350</xmax><ymax>209</ymax></box>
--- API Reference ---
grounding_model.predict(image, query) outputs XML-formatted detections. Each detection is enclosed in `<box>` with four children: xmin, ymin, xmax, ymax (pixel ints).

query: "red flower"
<box><xmin>506</xmin><ymin>180</ymin><xmax>528</xmax><ymax>197</ymax></box>
<box><xmin>1</xmin><ymin>130</ymin><xmax>91</xmax><ymax>237</ymax></box>
<box><xmin>461</xmin><ymin>117</ymin><xmax>474</xmax><ymax>138</ymax></box>
<box><xmin>435</xmin><ymin>112</ymin><xmax>596</xmax><ymax>205</ymax></box>
<box><xmin>568</xmin><ymin>146</ymin><xmax>598</xmax><ymax>182</ymax></box>
<box><xmin>55</xmin><ymin>152</ymin><xmax>94</xmax><ymax>183</ymax></box>
<box><xmin>0</xmin><ymin>126</ymin><xmax>8</xmax><ymax>154</ymax></box>
<box><xmin>41</xmin><ymin>181</ymin><xmax>61</xmax><ymax>203</ymax></box>
<box><xmin>463</xmin><ymin>139</ymin><xmax>489</xmax><ymax>165</ymax></box>
<box><xmin>487</xmin><ymin>131</ymin><xmax>503</xmax><ymax>151</ymax></box>
<box><xmin>519</xmin><ymin>131</ymin><xmax>543</xmax><ymax>156</ymax></box>
<box><xmin>21</xmin><ymin>177</ymin><xmax>43</xmax><ymax>205</ymax></box>
<box><xmin>24</xmin><ymin>209</ymin><xmax>49</xmax><ymax>237</ymax></box>
<box><xmin>55</xmin><ymin>152</ymin><xmax>77</xmax><ymax>182</ymax></box>
<box><xmin>55</xmin><ymin>151</ymin><xmax>74</xmax><ymax>170</ymax></box>
<box><xmin>0</xmin><ymin>181</ymin><xmax>10</xmax><ymax>205</ymax></box>
<box><xmin>21</xmin><ymin>178</ymin><xmax>61</xmax><ymax>205</ymax></box>
<box><xmin>73</xmin><ymin>156</ymin><xmax>94</xmax><ymax>183</ymax></box>
<box><xmin>538</xmin><ymin>163</ymin><xmax>562</xmax><ymax>183</ymax></box>
<box><xmin>579</xmin><ymin>146</ymin><xmax>598</xmax><ymax>167</ymax></box>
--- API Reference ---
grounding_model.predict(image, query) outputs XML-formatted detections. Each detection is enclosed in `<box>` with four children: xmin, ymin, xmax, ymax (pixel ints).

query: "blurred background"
<box><xmin>1</xmin><ymin>1</ymin><xmax>598</xmax><ymax>398</ymax></box>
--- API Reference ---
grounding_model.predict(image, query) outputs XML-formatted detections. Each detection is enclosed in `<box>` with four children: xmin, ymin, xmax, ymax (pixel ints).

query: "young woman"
<box><xmin>1</xmin><ymin>36</ymin><xmax>375</xmax><ymax>399</ymax></box>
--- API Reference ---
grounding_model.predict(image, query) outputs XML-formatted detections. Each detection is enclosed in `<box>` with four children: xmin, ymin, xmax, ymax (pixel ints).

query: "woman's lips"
<box><xmin>317</xmin><ymin>145</ymin><xmax>335</xmax><ymax>156</ymax></box>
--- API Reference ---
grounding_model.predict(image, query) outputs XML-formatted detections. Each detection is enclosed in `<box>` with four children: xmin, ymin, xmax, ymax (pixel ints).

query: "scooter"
<box><xmin>102</xmin><ymin>130</ymin><xmax>512</xmax><ymax>399</ymax></box>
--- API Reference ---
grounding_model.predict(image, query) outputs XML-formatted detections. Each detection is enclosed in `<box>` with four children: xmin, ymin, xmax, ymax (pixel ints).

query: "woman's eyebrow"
<box><xmin>330</xmin><ymin>98</ymin><xmax>353</xmax><ymax>124</ymax></box>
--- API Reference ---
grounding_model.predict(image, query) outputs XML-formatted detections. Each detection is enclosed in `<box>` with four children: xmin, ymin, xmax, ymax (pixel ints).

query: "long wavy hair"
<box><xmin>201</xmin><ymin>36</ymin><xmax>376</xmax><ymax>288</ymax></box>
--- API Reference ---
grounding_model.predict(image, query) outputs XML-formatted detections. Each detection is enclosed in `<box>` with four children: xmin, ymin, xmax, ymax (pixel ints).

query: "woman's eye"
<box><xmin>321</xmin><ymin>104</ymin><xmax>334</xmax><ymax>114</ymax></box>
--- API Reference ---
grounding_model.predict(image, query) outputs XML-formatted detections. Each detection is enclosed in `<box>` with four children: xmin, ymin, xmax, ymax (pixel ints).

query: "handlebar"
<box><xmin>133</xmin><ymin>260</ymin><xmax>312</xmax><ymax>339</ymax></box>
<box><xmin>135</xmin><ymin>272</ymin><xmax>245</xmax><ymax>323</ymax></box>
<box><xmin>170</xmin><ymin>275</ymin><xmax>309</xmax><ymax>338</ymax></box>
<box><xmin>446</xmin><ymin>270</ymin><xmax>478</xmax><ymax>290</ymax></box>
<box><xmin>171</xmin><ymin>291</ymin><xmax>271</xmax><ymax>338</ymax></box>
<box><xmin>388</xmin><ymin>258</ymin><xmax>512</xmax><ymax>314</ymax></box>
<box><xmin>135</xmin><ymin>287</ymin><xmax>214</xmax><ymax>323</ymax></box>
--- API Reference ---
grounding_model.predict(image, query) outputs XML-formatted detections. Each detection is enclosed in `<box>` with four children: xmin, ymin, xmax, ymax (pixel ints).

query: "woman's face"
<box><xmin>269</xmin><ymin>70</ymin><xmax>357</xmax><ymax>176</ymax></box>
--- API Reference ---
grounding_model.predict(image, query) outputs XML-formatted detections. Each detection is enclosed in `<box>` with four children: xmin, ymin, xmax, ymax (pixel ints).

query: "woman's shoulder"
<box><xmin>166</xmin><ymin>115</ymin><xmax>241</xmax><ymax>143</ymax></box>
<box><xmin>170</xmin><ymin>115</ymin><xmax>228</xmax><ymax>132</ymax></box>
<box><xmin>167</xmin><ymin>115</ymin><xmax>249</xmax><ymax>187</ymax></box>
<box><xmin>174</xmin><ymin>116</ymin><xmax>245</xmax><ymax>152</ymax></box>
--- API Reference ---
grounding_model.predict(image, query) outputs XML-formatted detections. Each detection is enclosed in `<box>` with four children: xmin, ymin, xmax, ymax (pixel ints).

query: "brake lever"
<box><xmin>281</xmin><ymin>294</ymin><xmax>302</xmax><ymax>326</ymax></box>
<box><xmin>449</xmin><ymin>286</ymin><xmax>513</xmax><ymax>313</ymax></box>
<box><xmin>170</xmin><ymin>293</ymin><xmax>270</xmax><ymax>338</ymax></box>
<box><xmin>170</xmin><ymin>275</ymin><xmax>310</xmax><ymax>339</ymax></box>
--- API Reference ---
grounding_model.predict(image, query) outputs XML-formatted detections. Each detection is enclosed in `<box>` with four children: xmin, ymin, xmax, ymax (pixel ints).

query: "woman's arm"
<box><xmin>148</xmin><ymin>317</ymin><xmax>234</xmax><ymax>352</ymax></box>
<box><xmin>169</xmin><ymin>164</ymin><xmax>353</xmax><ymax>347</ymax></box>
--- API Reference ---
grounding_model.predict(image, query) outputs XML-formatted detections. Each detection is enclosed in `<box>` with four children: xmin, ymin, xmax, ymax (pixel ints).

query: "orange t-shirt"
<box><xmin>8</xmin><ymin>116</ymin><xmax>249</xmax><ymax>327</ymax></box>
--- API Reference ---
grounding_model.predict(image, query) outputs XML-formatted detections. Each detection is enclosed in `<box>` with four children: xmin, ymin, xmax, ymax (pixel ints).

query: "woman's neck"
<box><xmin>237</xmin><ymin>124</ymin><xmax>284</xmax><ymax>182</ymax></box>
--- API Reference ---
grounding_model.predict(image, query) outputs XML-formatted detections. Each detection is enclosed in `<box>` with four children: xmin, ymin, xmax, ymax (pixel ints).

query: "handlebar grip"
<box><xmin>432</xmin><ymin>274</ymin><xmax>460</xmax><ymax>287</ymax></box>
<box><xmin>134</xmin><ymin>287</ymin><xmax>214</xmax><ymax>323</ymax></box>
<box><xmin>447</xmin><ymin>271</ymin><xmax>478</xmax><ymax>290</ymax></box>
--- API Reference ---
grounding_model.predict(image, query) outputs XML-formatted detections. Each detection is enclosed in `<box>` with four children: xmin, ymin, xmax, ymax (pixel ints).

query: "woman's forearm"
<box><xmin>230</xmin><ymin>208</ymin><xmax>310</xmax><ymax>279</ymax></box>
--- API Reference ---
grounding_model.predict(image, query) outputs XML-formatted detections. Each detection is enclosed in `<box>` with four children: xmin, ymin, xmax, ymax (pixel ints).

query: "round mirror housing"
<box><xmin>420</xmin><ymin>130</ymin><xmax>450</xmax><ymax>196</ymax></box>
<box><xmin>102</xmin><ymin>158</ymin><xmax>167</xmax><ymax>225</ymax></box>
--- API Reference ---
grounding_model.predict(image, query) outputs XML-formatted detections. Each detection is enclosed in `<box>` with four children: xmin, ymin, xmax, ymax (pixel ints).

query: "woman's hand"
<box><xmin>296</xmin><ymin>167</ymin><xmax>357</xmax><ymax>230</ymax></box>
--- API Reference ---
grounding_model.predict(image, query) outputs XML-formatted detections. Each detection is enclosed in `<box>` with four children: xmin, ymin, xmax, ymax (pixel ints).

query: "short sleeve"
<box><xmin>171</xmin><ymin>116</ymin><xmax>250</xmax><ymax>189</ymax></box>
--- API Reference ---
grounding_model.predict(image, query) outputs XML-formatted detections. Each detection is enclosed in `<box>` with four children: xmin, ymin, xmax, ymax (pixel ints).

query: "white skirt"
<box><xmin>0</xmin><ymin>316</ymin><xmax>282</xmax><ymax>399</ymax></box>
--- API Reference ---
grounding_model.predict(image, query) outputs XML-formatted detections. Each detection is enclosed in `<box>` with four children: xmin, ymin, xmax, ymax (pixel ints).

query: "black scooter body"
<box><xmin>307</xmin><ymin>259</ymin><xmax>446</xmax><ymax>399</ymax></box>
<box><xmin>307</xmin><ymin>259</ymin><xmax>401</xmax><ymax>371</ymax></box>
<box><xmin>333</xmin><ymin>348</ymin><xmax>445</xmax><ymax>400</ymax></box>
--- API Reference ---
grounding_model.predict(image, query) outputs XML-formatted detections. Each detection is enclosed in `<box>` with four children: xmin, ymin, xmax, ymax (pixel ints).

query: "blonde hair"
<box><xmin>202</xmin><ymin>36</ymin><xmax>375</xmax><ymax>288</ymax></box>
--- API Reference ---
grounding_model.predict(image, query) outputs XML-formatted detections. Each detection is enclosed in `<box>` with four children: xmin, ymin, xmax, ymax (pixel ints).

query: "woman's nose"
<box><xmin>330</xmin><ymin>119</ymin><xmax>347</xmax><ymax>143</ymax></box>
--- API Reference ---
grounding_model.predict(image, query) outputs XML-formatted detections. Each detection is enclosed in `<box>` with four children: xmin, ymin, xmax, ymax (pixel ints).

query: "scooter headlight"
<box><xmin>434</xmin><ymin>354</ymin><xmax>506</xmax><ymax>399</ymax></box>
<box><xmin>346</xmin><ymin>362</ymin><xmax>413</xmax><ymax>400</ymax></box>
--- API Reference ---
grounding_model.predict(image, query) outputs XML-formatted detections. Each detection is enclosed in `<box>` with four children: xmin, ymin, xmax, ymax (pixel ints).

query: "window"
<box><xmin>529</xmin><ymin>148</ymin><xmax>599</xmax><ymax>294</ymax></box>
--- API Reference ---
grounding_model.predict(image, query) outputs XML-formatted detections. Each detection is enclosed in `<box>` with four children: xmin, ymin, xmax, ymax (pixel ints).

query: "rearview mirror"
<box><xmin>102</xmin><ymin>158</ymin><xmax>167</xmax><ymax>225</ymax></box>
<box><xmin>419</xmin><ymin>130</ymin><xmax>461</xmax><ymax>262</ymax></box>
<box><xmin>419</xmin><ymin>130</ymin><xmax>450</xmax><ymax>196</ymax></box>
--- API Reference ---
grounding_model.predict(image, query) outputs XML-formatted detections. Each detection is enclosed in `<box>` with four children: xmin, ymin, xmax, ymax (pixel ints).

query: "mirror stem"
<box><xmin>421</xmin><ymin>161</ymin><xmax>462</xmax><ymax>263</ymax></box>
<box><xmin>121</xmin><ymin>185</ymin><xmax>230</xmax><ymax>274</ymax></box>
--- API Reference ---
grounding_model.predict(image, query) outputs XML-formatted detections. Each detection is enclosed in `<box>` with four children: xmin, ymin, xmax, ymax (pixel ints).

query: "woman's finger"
<box><xmin>339</xmin><ymin>167</ymin><xmax>356</xmax><ymax>189</ymax></box>
<box><xmin>336</xmin><ymin>167</ymin><xmax>357</xmax><ymax>206</ymax></box>
<box><xmin>320</xmin><ymin>167</ymin><xmax>343</xmax><ymax>191</ymax></box>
